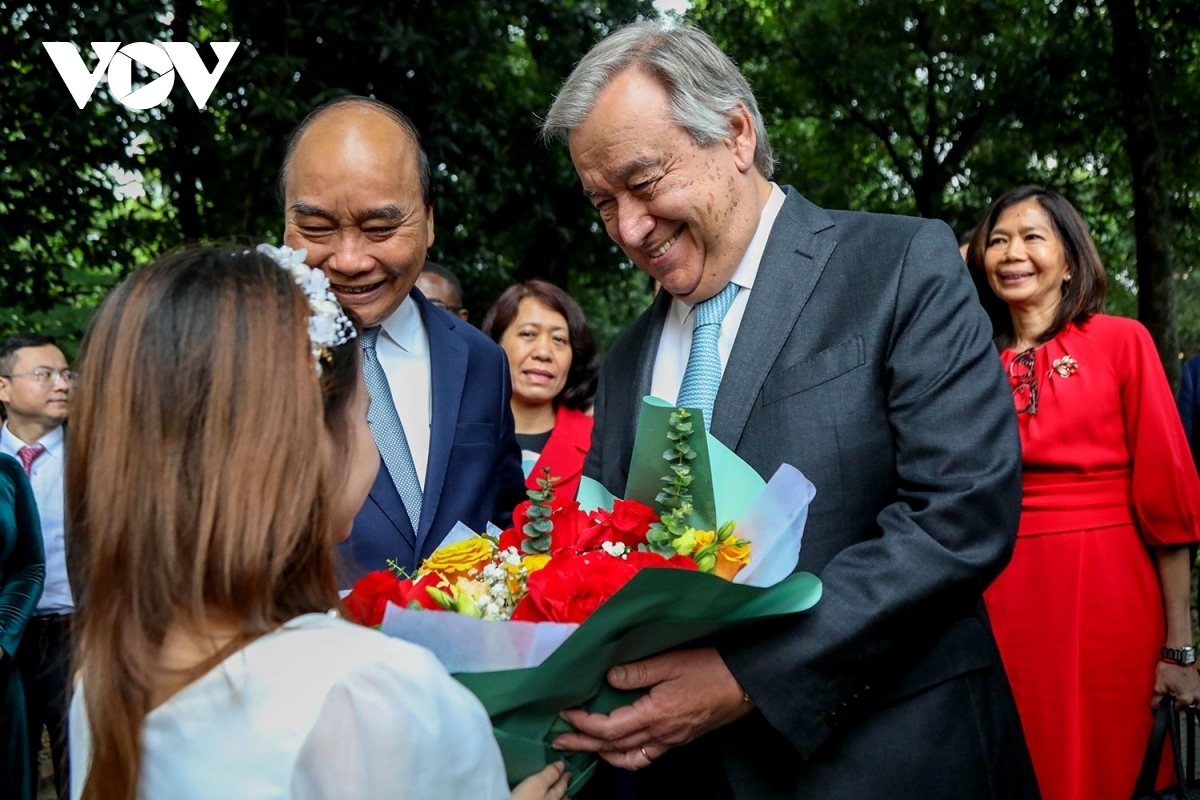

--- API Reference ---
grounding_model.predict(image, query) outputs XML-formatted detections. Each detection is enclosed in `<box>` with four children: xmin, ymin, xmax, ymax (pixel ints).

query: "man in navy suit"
<box><xmin>281</xmin><ymin>97</ymin><xmax>525</xmax><ymax>584</ymax></box>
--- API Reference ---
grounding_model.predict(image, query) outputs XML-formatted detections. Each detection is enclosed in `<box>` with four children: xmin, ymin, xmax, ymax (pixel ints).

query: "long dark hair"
<box><xmin>966</xmin><ymin>185</ymin><xmax>1107</xmax><ymax>348</ymax></box>
<box><xmin>68</xmin><ymin>246</ymin><xmax>360</xmax><ymax>800</ymax></box>
<box><xmin>481</xmin><ymin>280</ymin><xmax>599</xmax><ymax>410</ymax></box>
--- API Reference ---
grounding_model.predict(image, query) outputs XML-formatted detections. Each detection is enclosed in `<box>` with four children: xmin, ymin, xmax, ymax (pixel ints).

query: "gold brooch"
<box><xmin>1049</xmin><ymin>355</ymin><xmax>1078</xmax><ymax>378</ymax></box>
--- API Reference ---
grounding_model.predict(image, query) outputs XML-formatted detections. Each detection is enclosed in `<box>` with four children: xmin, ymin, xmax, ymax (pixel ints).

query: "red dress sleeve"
<box><xmin>1117</xmin><ymin>318</ymin><xmax>1200</xmax><ymax>545</ymax></box>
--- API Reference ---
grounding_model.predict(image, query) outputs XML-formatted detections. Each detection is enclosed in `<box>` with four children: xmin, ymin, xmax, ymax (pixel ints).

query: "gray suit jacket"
<box><xmin>585</xmin><ymin>189</ymin><xmax>1037</xmax><ymax>798</ymax></box>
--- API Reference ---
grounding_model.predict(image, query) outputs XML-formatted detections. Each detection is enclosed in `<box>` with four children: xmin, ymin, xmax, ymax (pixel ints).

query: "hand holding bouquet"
<box><xmin>344</xmin><ymin>399</ymin><xmax>821</xmax><ymax>792</ymax></box>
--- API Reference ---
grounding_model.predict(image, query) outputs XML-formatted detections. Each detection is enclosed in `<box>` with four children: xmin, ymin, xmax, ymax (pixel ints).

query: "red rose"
<box><xmin>506</xmin><ymin>498</ymin><xmax>593</xmax><ymax>556</ymax></box>
<box><xmin>510</xmin><ymin>549</ymin><xmax>697</xmax><ymax>624</ymax></box>
<box><xmin>398</xmin><ymin>571</ymin><xmax>449</xmax><ymax>611</ymax></box>
<box><xmin>582</xmin><ymin>499</ymin><xmax>659</xmax><ymax>551</ymax></box>
<box><xmin>343</xmin><ymin>570</ymin><xmax>408</xmax><ymax>626</ymax></box>
<box><xmin>497</xmin><ymin>525</ymin><xmax>524</xmax><ymax>552</ymax></box>
<box><xmin>611</xmin><ymin>499</ymin><xmax>658</xmax><ymax>538</ymax></box>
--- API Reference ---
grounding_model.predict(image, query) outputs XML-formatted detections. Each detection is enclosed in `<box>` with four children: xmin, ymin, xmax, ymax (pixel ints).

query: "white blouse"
<box><xmin>70</xmin><ymin>613</ymin><xmax>511</xmax><ymax>799</ymax></box>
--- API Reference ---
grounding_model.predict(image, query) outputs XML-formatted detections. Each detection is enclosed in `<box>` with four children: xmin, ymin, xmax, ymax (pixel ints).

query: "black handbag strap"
<box><xmin>1188</xmin><ymin>706</ymin><xmax>1197</xmax><ymax>781</ymax></box>
<box><xmin>1133</xmin><ymin>697</ymin><xmax>1187</xmax><ymax>800</ymax></box>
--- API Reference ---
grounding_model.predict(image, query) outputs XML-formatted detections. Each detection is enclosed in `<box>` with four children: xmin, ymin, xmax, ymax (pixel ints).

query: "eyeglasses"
<box><xmin>428</xmin><ymin>299</ymin><xmax>463</xmax><ymax>313</ymax></box>
<box><xmin>2</xmin><ymin>368</ymin><xmax>77</xmax><ymax>387</ymax></box>
<box><xmin>1008</xmin><ymin>349</ymin><xmax>1038</xmax><ymax>416</ymax></box>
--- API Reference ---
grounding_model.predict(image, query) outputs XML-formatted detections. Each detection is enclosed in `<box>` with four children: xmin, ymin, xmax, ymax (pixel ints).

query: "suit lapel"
<box><xmin>599</xmin><ymin>290</ymin><xmax>670</xmax><ymax>494</ymax></box>
<box><xmin>416</xmin><ymin>292</ymin><xmax>467</xmax><ymax>553</ymax></box>
<box><xmin>628</xmin><ymin>289</ymin><xmax>671</xmax><ymax>421</ymax></box>
<box><xmin>366</xmin><ymin>460</ymin><xmax>416</xmax><ymax>547</ymax></box>
<box><xmin>711</xmin><ymin>188</ymin><xmax>837</xmax><ymax>449</ymax></box>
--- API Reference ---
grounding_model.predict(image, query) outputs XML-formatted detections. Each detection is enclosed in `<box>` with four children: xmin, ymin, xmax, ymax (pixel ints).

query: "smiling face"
<box><xmin>983</xmin><ymin>199</ymin><xmax>1071</xmax><ymax>318</ymax></box>
<box><xmin>283</xmin><ymin>106</ymin><xmax>434</xmax><ymax>328</ymax></box>
<box><xmin>499</xmin><ymin>297</ymin><xmax>573</xmax><ymax>410</ymax></box>
<box><xmin>568</xmin><ymin>68</ymin><xmax>767</xmax><ymax>304</ymax></box>
<box><xmin>0</xmin><ymin>344</ymin><xmax>71</xmax><ymax>434</ymax></box>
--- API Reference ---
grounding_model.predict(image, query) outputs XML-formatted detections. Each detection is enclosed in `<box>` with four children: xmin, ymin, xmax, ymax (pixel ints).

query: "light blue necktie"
<box><xmin>676</xmin><ymin>282</ymin><xmax>740</xmax><ymax>432</ymax></box>
<box><xmin>360</xmin><ymin>326</ymin><xmax>422</xmax><ymax>533</ymax></box>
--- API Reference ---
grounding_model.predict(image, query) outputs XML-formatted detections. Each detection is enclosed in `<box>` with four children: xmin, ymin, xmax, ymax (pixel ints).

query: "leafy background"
<box><xmin>2</xmin><ymin>0</ymin><xmax>1198</xmax><ymax>383</ymax></box>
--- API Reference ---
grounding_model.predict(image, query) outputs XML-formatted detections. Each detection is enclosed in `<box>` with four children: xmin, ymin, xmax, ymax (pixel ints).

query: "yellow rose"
<box><xmin>715</xmin><ymin>539</ymin><xmax>751</xmax><ymax>581</ymax></box>
<box><xmin>690</xmin><ymin>529</ymin><xmax>751</xmax><ymax>580</ymax></box>
<box><xmin>520</xmin><ymin>554</ymin><xmax>552</xmax><ymax>574</ymax></box>
<box><xmin>505</xmin><ymin>553</ymin><xmax>552</xmax><ymax>600</ymax></box>
<box><xmin>419</xmin><ymin>537</ymin><xmax>496</xmax><ymax>582</ymax></box>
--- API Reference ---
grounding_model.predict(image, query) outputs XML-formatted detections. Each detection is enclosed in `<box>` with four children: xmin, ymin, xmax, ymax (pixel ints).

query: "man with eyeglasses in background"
<box><xmin>0</xmin><ymin>333</ymin><xmax>73</xmax><ymax>800</ymax></box>
<box><xmin>416</xmin><ymin>260</ymin><xmax>471</xmax><ymax>322</ymax></box>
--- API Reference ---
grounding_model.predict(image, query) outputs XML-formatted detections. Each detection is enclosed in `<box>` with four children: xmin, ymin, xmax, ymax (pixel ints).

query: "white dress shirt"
<box><xmin>651</xmin><ymin>183</ymin><xmax>788</xmax><ymax>403</ymax></box>
<box><xmin>1</xmin><ymin>422</ymin><xmax>73</xmax><ymax>615</ymax></box>
<box><xmin>376</xmin><ymin>295</ymin><xmax>432</xmax><ymax>488</ymax></box>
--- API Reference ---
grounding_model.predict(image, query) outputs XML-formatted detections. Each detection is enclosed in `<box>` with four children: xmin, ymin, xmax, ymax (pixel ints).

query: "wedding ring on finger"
<box><xmin>640</xmin><ymin>746</ymin><xmax>652</xmax><ymax>764</ymax></box>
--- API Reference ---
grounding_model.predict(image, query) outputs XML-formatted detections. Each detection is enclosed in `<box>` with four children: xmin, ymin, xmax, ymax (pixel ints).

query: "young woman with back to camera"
<box><xmin>66</xmin><ymin>246</ymin><xmax>568</xmax><ymax>799</ymax></box>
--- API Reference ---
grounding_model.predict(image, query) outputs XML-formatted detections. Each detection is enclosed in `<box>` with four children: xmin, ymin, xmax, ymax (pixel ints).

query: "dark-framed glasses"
<box><xmin>2</xmin><ymin>368</ymin><xmax>78</xmax><ymax>387</ymax></box>
<box><xmin>428</xmin><ymin>299</ymin><xmax>463</xmax><ymax>314</ymax></box>
<box><xmin>1008</xmin><ymin>349</ymin><xmax>1038</xmax><ymax>416</ymax></box>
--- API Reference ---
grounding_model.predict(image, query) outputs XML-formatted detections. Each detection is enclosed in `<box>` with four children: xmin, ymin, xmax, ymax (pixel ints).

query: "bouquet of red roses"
<box><xmin>344</xmin><ymin>488</ymin><xmax>753</xmax><ymax>628</ymax></box>
<box><xmin>344</xmin><ymin>399</ymin><xmax>821</xmax><ymax>793</ymax></box>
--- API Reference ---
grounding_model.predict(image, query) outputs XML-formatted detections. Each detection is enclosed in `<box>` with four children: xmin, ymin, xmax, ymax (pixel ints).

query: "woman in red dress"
<box><xmin>482</xmin><ymin>281</ymin><xmax>599</xmax><ymax>501</ymax></box>
<box><xmin>967</xmin><ymin>185</ymin><xmax>1200</xmax><ymax>800</ymax></box>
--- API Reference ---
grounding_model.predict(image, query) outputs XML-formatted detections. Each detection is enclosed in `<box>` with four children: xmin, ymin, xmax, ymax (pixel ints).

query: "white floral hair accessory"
<box><xmin>255</xmin><ymin>243</ymin><xmax>356</xmax><ymax>372</ymax></box>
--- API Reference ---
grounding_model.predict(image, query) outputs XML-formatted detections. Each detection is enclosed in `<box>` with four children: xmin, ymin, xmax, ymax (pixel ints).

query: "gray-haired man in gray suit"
<box><xmin>543</xmin><ymin>20</ymin><xmax>1038</xmax><ymax>800</ymax></box>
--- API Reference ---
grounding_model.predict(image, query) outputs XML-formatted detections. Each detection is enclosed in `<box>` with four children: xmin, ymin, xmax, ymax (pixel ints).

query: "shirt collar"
<box><xmin>379</xmin><ymin>294</ymin><xmax>424</xmax><ymax>353</ymax></box>
<box><xmin>0</xmin><ymin>420</ymin><xmax>64</xmax><ymax>457</ymax></box>
<box><xmin>670</xmin><ymin>182</ymin><xmax>787</xmax><ymax>324</ymax></box>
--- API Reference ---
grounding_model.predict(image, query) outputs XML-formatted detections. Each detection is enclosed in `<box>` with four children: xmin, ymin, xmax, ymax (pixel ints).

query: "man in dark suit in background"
<box><xmin>280</xmin><ymin>97</ymin><xmax>525</xmax><ymax>584</ymax></box>
<box><xmin>417</xmin><ymin>261</ymin><xmax>470</xmax><ymax>322</ymax></box>
<box><xmin>543</xmin><ymin>21</ymin><xmax>1038</xmax><ymax>799</ymax></box>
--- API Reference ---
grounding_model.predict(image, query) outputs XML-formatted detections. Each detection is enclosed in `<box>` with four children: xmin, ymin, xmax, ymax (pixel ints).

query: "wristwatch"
<box><xmin>1161</xmin><ymin>645</ymin><xmax>1198</xmax><ymax>666</ymax></box>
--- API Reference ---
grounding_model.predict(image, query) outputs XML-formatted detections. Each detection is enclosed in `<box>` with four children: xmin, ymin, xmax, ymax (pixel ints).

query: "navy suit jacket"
<box><xmin>1178</xmin><ymin>354</ymin><xmax>1200</xmax><ymax>476</ymax></box>
<box><xmin>337</xmin><ymin>289</ymin><xmax>525</xmax><ymax>585</ymax></box>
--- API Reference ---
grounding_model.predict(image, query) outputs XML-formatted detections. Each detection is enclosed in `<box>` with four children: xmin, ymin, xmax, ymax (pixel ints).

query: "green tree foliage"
<box><xmin>1</xmin><ymin>0</ymin><xmax>654</xmax><ymax>354</ymax></box>
<box><xmin>3</xmin><ymin>0</ymin><xmax>1198</xmax><ymax>368</ymax></box>
<box><xmin>692</xmin><ymin>0</ymin><xmax>1200</xmax><ymax>373</ymax></box>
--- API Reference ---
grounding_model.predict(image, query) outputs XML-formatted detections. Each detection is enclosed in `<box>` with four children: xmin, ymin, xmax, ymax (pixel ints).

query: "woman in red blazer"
<box><xmin>482</xmin><ymin>281</ymin><xmax>599</xmax><ymax>501</ymax></box>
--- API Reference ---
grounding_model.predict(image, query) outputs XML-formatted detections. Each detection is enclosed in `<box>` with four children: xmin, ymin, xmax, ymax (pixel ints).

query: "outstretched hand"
<box><xmin>552</xmin><ymin>647</ymin><xmax>752</xmax><ymax>770</ymax></box>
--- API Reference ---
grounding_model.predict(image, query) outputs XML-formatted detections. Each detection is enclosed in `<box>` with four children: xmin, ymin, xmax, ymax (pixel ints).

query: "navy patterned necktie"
<box><xmin>676</xmin><ymin>282</ymin><xmax>740</xmax><ymax>432</ymax></box>
<box><xmin>360</xmin><ymin>326</ymin><xmax>422</xmax><ymax>533</ymax></box>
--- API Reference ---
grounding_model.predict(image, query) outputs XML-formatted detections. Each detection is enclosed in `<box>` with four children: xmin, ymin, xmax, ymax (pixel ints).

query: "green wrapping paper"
<box><xmin>453</xmin><ymin>568</ymin><xmax>822</xmax><ymax>792</ymax></box>
<box><xmin>379</xmin><ymin>397</ymin><xmax>821</xmax><ymax>793</ymax></box>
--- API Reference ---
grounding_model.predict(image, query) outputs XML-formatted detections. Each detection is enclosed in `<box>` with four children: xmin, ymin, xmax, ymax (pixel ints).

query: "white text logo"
<box><xmin>42</xmin><ymin>41</ymin><xmax>240</xmax><ymax>110</ymax></box>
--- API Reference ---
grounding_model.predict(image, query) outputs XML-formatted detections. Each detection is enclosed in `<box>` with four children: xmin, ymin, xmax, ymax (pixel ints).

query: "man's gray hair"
<box><xmin>542</xmin><ymin>19</ymin><xmax>775</xmax><ymax>179</ymax></box>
